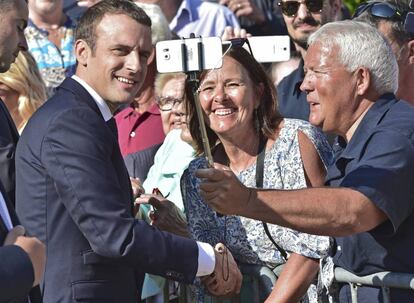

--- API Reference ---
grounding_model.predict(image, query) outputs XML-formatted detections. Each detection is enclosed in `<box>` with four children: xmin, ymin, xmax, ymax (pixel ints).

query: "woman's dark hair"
<box><xmin>186</xmin><ymin>46</ymin><xmax>282</xmax><ymax>155</ymax></box>
<box><xmin>74</xmin><ymin>0</ymin><xmax>151</xmax><ymax>54</ymax></box>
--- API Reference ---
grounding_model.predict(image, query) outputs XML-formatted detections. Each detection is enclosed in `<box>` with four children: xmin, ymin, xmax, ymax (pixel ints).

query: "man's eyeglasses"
<box><xmin>278</xmin><ymin>0</ymin><xmax>324</xmax><ymax>17</ymax></box>
<box><xmin>353</xmin><ymin>1</ymin><xmax>414</xmax><ymax>34</ymax></box>
<box><xmin>156</xmin><ymin>96</ymin><xmax>183</xmax><ymax>111</ymax></box>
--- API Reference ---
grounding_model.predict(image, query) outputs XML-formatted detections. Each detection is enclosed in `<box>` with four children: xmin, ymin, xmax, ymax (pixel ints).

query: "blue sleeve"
<box><xmin>340</xmin><ymin>130</ymin><xmax>414</xmax><ymax>233</ymax></box>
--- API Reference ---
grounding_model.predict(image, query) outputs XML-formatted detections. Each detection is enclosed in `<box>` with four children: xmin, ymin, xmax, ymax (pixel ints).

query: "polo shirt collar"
<box><xmin>335</xmin><ymin>93</ymin><xmax>397</xmax><ymax>160</ymax></box>
<box><xmin>292</xmin><ymin>59</ymin><xmax>305</xmax><ymax>97</ymax></box>
<box><xmin>118</xmin><ymin>102</ymin><xmax>160</xmax><ymax>119</ymax></box>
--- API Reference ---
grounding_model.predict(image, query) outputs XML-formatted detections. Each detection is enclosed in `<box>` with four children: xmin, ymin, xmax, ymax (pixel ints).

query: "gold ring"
<box><xmin>225</xmin><ymin>288</ymin><xmax>231</xmax><ymax>293</ymax></box>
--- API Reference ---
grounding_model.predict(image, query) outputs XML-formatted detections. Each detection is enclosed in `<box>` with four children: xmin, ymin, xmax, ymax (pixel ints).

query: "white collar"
<box><xmin>71</xmin><ymin>75</ymin><xmax>113</xmax><ymax>122</ymax></box>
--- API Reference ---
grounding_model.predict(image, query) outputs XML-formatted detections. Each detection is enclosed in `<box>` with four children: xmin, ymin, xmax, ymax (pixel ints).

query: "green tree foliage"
<box><xmin>344</xmin><ymin>0</ymin><xmax>365</xmax><ymax>15</ymax></box>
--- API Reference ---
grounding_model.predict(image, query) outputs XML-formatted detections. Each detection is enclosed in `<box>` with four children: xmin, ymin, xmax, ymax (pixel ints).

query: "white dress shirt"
<box><xmin>0</xmin><ymin>191</ymin><xmax>13</xmax><ymax>231</ymax></box>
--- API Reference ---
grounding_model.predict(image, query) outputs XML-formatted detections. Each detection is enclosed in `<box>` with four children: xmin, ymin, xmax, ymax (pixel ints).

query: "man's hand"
<box><xmin>220</xmin><ymin>0</ymin><xmax>266</xmax><ymax>24</ymax></box>
<box><xmin>195</xmin><ymin>163</ymin><xmax>253</xmax><ymax>215</ymax></box>
<box><xmin>130</xmin><ymin>177</ymin><xmax>145</xmax><ymax>200</ymax></box>
<box><xmin>221</xmin><ymin>26</ymin><xmax>250</xmax><ymax>41</ymax></box>
<box><xmin>202</xmin><ymin>243</ymin><xmax>242</xmax><ymax>297</ymax></box>
<box><xmin>135</xmin><ymin>194</ymin><xmax>189</xmax><ymax>238</ymax></box>
<box><xmin>4</xmin><ymin>226</ymin><xmax>46</xmax><ymax>287</ymax></box>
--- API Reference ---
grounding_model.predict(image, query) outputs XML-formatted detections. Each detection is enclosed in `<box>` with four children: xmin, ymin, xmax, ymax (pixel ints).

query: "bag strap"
<box><xmin>255</xmin><ymin>136</ymin><xmax>288</xmax><ymax>262</ymax></box>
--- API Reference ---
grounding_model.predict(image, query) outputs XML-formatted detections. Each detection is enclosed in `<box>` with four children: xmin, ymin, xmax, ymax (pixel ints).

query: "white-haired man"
<box><xmin>197</xmin><ymin>20</ymin><xmax>414</xmax><ymax>302</ymax></box>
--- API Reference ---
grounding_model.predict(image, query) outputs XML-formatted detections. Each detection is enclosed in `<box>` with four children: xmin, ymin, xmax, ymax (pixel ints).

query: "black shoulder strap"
<box><xmin>255</xmin><ymin>136</ymin><xmax>288</xmax><ymax>262</ymax></box>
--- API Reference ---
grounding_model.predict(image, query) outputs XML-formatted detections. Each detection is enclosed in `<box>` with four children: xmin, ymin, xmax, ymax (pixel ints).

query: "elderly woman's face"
<box><xmin>158</xmin><ymin>76</ymin><xmax>186</xmax><ymax>135</ymax></box>
<box><xmin>198</xmin><ymin>56</ymin><xmax>260</xmax><ymax>137</ymax></box>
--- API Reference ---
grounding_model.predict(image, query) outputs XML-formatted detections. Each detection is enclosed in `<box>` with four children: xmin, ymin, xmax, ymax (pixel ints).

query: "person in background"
<box><xmin>354</xmin><ymin>0</ymin><xmax>414</xmax><ymax>105</ymax></box>
<box><xmin>25</xmin><ymin>0</ymin><xmax>77</xmax><ymax>95</ymax></box>
<box><xmin>136</xmin><ymin>0</ymin><xmax>240</xmax><ymax>38</ymax></box>
<box><xmin>0</xmin><ymin>51</ymin><xmax>47</xmax><ymax>133</ymax></box>
<box><xmin>124</xmin><ymin>72</ymin><xmax>188</xmax><ymax>182</ymax></box>
<box><xmin>217</xmin><ymin>0</ymin><xmax>288</xmax><ymax>35</ymax></box>
<box><xmin>133</xmin><ymin>72</ymin><xmax>197</xmax><ymax>302</ymax></box>
<box><xmin>276</xmin><ymin>0</ymin><xmax>341</xmax><ymax>121</ymax></box>
<box><xmin>115</xmin><ymin>2</ymin><xmax>172</xmax><ymax>157</ymax></box>
<box><xmin>181</xmin><ymin>45</ymin><xmax>332</xmax><ymax>302</ymax></box>
<box><xmin>197</xmin><ymin>20</ymin><xmax>414</xmax><ymax>303</ymax></box>
<box><xmin>0</xmin><ymin>0</ymin><xmax>46</xmax><ymax>302</ymax></box>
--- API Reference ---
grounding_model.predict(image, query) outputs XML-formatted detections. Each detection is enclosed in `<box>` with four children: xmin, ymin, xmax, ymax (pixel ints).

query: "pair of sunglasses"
<box><xmin>278</xmin><ymin>0</ymin><xmax>324</xmax><ymax>17</ymax></box>
<box><xmin>353</xmin><ymin>1</ymin><xmax>414</xmax><ymax>34</ymax></box>
<box><xmin>353</xmin><ymin>2</ymin><xmax>405</xmax><ymax>20</ymax></box>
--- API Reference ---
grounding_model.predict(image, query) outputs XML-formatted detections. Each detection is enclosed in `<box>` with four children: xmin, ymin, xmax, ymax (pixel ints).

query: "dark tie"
<box><xmin>106</xmin><ymin>117</ymin><xmax>118</xmax><ymax>139</ymax></box>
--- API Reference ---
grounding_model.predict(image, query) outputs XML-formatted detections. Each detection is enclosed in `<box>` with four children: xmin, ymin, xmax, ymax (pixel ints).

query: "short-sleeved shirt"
<box><xmin>276</xmin><ymin>59</ymin><xmax>310</xmax><ymax>121</ymax></box>
<box><xmin>170</xmin><ymin>0</ymin><xmax>240</xmax><ymax>38</ymax></box>
<box><xmin>327</xmin><ymin>94</ymin><xmax>414</xmax><ymax>301</ymax></box>
<box><xmin>25</xmin><ymin>17</ymin><xmax>77</xmax><ymax>95</ymax></box>
<box><xmin>115</xmin><ymin>103</ymin><xmax>165</xmax><ymax>157</ymax></box>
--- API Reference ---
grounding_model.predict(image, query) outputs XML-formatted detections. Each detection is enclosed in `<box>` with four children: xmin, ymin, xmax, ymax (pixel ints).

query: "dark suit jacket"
<box><xmin>0</xmin><ymin>182</ymin><xmax>41</xmax><ymax>303</ymax></box>
<box><xmin>0</xmin><ymin>99</ymin><xmax>19</xmax><ymax>206</ymax></box>
<box><xmin>16</xmin><ymin>78</ymin><xmax>198</xmax><ymax>303</ymax></box>
<box><xmin>124</xmin><ymin>143</ymin><xmax>161</xmax><ymax>181</ymax></box>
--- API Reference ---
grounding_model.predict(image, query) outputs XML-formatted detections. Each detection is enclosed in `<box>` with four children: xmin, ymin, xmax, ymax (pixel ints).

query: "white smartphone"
<box><xmin>245</xmin><ymin>35</ymin><xmax>291</xmax><ymax>63</ymax></box>
<box><xmin>156</xmin><ymin>37</ymin><xmax>223</xmax><ymax>73</ymax></box>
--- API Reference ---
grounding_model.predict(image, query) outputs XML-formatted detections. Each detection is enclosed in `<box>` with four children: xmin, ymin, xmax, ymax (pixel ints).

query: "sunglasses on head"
<box><xmin>353</xmin><ymin>2</ymin><xmax>405</xmax><ymax>20</ymax></box>
<box><xmin>353</xmin><ymin>1</ymin><xmax>414</xmax><ymax>34</ymax></box>
<box><xmin>278</xmin><ymin>0</ymin><xmax>324</xmax><ymax>17</ymax></box>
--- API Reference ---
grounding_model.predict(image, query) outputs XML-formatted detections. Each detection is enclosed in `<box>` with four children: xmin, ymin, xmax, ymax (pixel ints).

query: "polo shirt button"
<box><xmin>130</xmin><ymin>131</ymin><xmax>136</xmax><ymax>138</ymax></box>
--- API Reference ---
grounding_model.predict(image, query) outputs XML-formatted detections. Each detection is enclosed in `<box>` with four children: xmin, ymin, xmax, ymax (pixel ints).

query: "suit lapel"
<box><xmin>58</xmin><ymin>78</ymin><xmax>103</xmax><ymax>118</ymax></box>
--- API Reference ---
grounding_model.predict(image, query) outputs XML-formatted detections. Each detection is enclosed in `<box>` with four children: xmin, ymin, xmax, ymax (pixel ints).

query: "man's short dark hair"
<box><xmin>74</xmin><ymin>0</ymin><xmax>152</xmax><ymax>53</ymax></box>
<box><xmin>355</xmin><ymin>0</ymin><xmax>414</xmax><ymax>45</ymax></box>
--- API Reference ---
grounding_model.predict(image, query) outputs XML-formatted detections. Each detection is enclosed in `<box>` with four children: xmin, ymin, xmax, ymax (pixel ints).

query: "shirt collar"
<box><xmin>335</xmin><ymin>93</ymin><xmax>397</xmax><ymax>160</ymax></box>
<box><xmin>170</xmin><ymin>0</ymin><xmax>197</xmax><ymax>28</ymax></box>
<box><xmin>28</xmin><ymin>16</ymin><xmax>74</xmax><ymax>36</ymax></box>
<box><xmin>293</xmin><ymin>59</ymin><xmax>305</xmax><ymax>96</ymax></box>
<box><xmin>118</xmin><ymin>102</ymin><xmax>160</xmax><ymax>119</ymax></box>
<box><xmin>71</xmin><ymin>75</ymin><xmax>113</xmax><ymax>122</ymax></box>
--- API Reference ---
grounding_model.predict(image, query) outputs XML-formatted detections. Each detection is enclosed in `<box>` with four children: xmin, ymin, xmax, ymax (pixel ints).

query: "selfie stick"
<box><xmin>183</xmin><ymin>35</ymin><xmax>214</xmax><ymax>167</ymax></box>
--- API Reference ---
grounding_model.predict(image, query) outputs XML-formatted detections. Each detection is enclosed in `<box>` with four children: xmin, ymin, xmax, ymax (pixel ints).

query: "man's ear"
<box><xmin>147</xmin><ymin>46</ymin><xmax>155</xmax><ymax>65</ymax></box>
<box><xmin>407</xmin><ymin>39</ymin><xmax>414</xmax><ymax>65</ymax></box>
<box><xmin>355</xmin><ymin>67</ymin><xmax>371</xmax><ymax>96</ymax></box>
<box><xmin>330</xmin><ymin>0</ymin><xmax>342</xmax><ymax>19</ymax></box>
<box><xmin>75</xmin><ymin>39</ymin><xmax>91</xmax><ymax>66</ymax></box>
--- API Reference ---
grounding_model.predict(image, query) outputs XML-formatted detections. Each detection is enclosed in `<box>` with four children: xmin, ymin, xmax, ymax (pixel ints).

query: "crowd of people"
<box><xmin>0</xmin><ymin>0</ymin><xmax>413</xmax><ymax>302</ymax></box>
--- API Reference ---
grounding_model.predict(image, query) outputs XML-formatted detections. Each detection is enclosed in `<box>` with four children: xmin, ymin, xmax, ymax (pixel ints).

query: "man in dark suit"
<box><xmin>16</xmin><ymin>1</ymin><xmax>241</xmax><ymax>302</ymax></box>
<box><xmin>0</xmin><ymin>0</ymin><xmax>46</xmax><ymax>301</ymax></box>
<box><xmin>0</xmin><ymin>0</ymin><xmax>29</xmax><ymax>206</ymax></box>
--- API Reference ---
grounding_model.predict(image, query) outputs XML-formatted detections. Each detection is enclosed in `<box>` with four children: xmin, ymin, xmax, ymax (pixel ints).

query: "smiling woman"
<box><xmin>182</xmin><ymin>46</ymin><xmax>334</xmax><ymax>302</ymax></box>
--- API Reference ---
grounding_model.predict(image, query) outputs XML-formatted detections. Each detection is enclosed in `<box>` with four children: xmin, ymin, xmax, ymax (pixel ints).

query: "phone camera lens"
<box><xmin>164</xmin><ymin>54</ymin><xmax>170</xmax><ymax>60</ymax></box>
